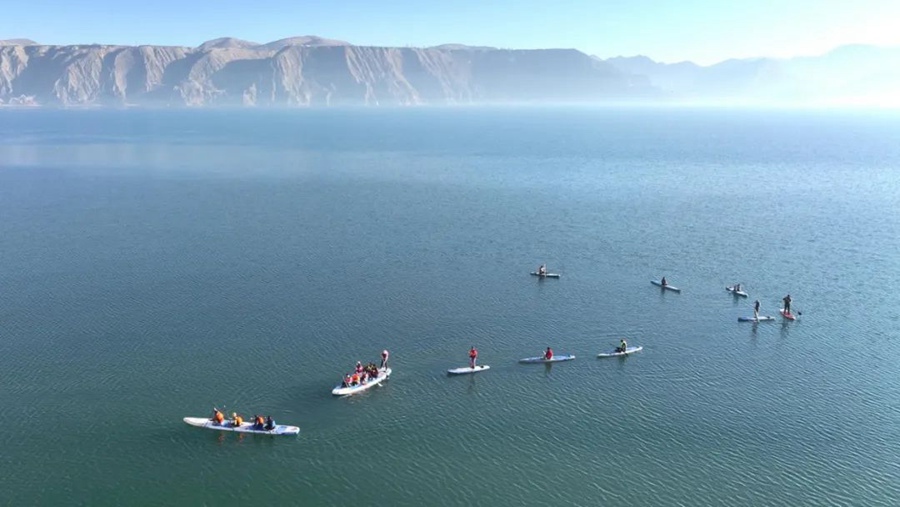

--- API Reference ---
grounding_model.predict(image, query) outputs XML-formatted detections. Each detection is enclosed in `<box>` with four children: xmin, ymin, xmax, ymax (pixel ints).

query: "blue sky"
<box><xmin>3</xmin><ymin>0</ymin><xmax>899</xmax><ymax>64</ymax></box>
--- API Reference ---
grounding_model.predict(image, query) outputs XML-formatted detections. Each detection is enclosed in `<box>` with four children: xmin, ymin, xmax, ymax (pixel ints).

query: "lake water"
<box><xmin>1</xmin><ymin>107</ymin><xmax>899</xmax><ymax>506</ymax></box>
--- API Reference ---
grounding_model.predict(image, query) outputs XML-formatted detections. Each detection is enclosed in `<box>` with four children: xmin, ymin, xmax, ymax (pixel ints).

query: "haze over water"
<box><xmin>1</xmin><ymin>108</ymin><xmax>899</xmax><ymax>506</ymax></box>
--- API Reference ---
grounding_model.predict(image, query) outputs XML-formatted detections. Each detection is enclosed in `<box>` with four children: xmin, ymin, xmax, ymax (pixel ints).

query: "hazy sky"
<box><xmin>4</xmin><ymin>0</ymin><xmax>900</xmax><ymax>64</ymax></box>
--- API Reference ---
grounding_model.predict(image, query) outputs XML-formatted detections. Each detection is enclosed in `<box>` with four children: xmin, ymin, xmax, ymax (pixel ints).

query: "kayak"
<box><xmin>780</xmin><ymin>309</ymin><xmax>796</xmax><ymax>321</ymax></box>
<box><xmin>597</xmin><ymin>346</ymin><xmax>643</xmax><ymax>358</ymax></box>
<box><xmin>726</xmin><ymin>286</ymin><xmax>748</xmax><ymax>297</ymax></box>
<box><xmin>531</xmin><ymin>272</ymin><xmax>561</xmax><ymax>278</ymax></box>
<box><xmin>332</xmin><ymin>368</ymin><xmax>392</xmax><ymax>396</ymax></box>
<box><xmin>447</xmin><ymin>365</ymin><xmax>491</xmax><ymax>375</ymax></box>
<box><xmin>183</xmin><ymin>417</ymin><xmax>300</xmax><ymax>435</ymax></box>
<box><xmin>519</xmin><ymin>354</ymin><xmax>575</xmax><ymax>364</ymax></box>
<box><xmin>651</xmin><ymin>280</ymin><xmax>681</xmax><ymax>292</ymax></box>
<box><xmin>738</xmin><ymin>316</ymin><xmax>775</xmax><ymax>322</ymax></box>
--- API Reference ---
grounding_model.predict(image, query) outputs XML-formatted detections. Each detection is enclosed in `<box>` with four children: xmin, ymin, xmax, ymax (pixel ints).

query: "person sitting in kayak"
<box><xmin>469</xmin><ymin>346</ymin><xmax>478</xmax><ymax>368</ymax></box>
<box><xmin>264</xmin><ymin>416</ymin><xmax>275</xmax><ymax>431</ymax></box>
<box><xmin>350</xmin><ymin>373</ymin><xmax>360</xmax><ymax>386</ymax></box>
<box><xmin>381</xmin><ymin>350</ymin><xmax>389</xmax><ymax>369</ymax></box>
<box><xmin>783</xmin><ymin>294</ymin><xmax>792</xmax><ymax>314</ymax></box>
<box><xmin>753</xmin><ymin>300</ymin><xmax>760</xmax><ymax>320</ymax></box>
<box><xmin>733</xmin><ymin>283</ymin><xmax>742</xmax><ymax>292</ymax></box>
<box><xmin>661</xmin><ymin>276</ymin><xmax>668</xmax><ymax>286</ymax></box>
<box><xmin>355</xmin><ymin>361</ymin><xmax>364</xmax><ymax>374</ymax></box>
<box><xmin>254</xmin><ymin>415</ymin><xmax>265</xmax><ymax>430</ymax></box>
<box><xmin>539</xmin><ymin>264</ymin><xmax>547</xmax><ymax>275</ymax></box>
<box><xmin>544</xmin><ymin>347</ymin><xmax>553</xmax><ymax>360</ymax></box>
<box><xmin>232</xmin><ymin>413</ymin><xmax>244</xmax><ymax>427</ymax></box>
<box><xmin>212</xmin><ymin>408</ymin><xmax>225</xmax><ymax>425</ymax></box>
<box><xmin>616</xmin><ymin>339</ymin><xmax>628</xmax><ymax>353</ymax></box>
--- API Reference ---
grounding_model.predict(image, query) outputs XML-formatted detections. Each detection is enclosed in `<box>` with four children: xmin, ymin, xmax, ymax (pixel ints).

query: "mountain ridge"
<box><xmin>1</xmin><ymin>37</ymin><xmax>897</xmax><ymax>107</ymax></box>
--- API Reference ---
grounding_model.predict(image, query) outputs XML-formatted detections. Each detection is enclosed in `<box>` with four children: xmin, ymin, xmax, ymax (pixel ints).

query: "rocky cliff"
<box><xmin>0</xmin><ymin>38</ymin><xmax>647</xmax><ymax>107</ymax></box>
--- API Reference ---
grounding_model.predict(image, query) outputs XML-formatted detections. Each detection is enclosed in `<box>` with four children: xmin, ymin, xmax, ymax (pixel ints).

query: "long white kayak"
<box><xmin>738</xmin><ymin>316</ymin><xmax>775</xmax><ymax>322</ymax></box>
<box><xmin>651</xmin><ymin>280</ymin><xmax>681</xmax><ymax>292</ymax></box>
<box><xmin>519</xmin><ymin>354</ymin><xmax>575</xmax><ymax>364</ymax></box>
<box><xmin>597</xmin><ymin>346</ymin><xmax>643</xmax><ymax>358</ymax></box>
<box><xmin>183</xmin><ymin>417</ymin><xmax>300</xmax><ymax>435</ymax></box>
<box><xmin>726</xmin><ymin>286</ymin><xmax>748</xmax><ymax>297</ymax></box>
<box><xmin>331</xmin><ymin>368</ymin><xmax>392</xmax><ymax>396</ymax></box>
<box><xmin>531</xmin><ymin>272</ymin><xmax>561</xmax><ymax>278</ymax></box>
<box><xmin>448</xmin><ymin>365</ymin><xmax>491</xmax><ymax>375</ymax></box>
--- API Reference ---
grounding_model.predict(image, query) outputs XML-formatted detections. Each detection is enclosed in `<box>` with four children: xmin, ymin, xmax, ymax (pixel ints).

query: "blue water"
<box><xmin>1</xmin><ymin>107</ymin><xmax>899</xmax><ymax>506</ymax></box>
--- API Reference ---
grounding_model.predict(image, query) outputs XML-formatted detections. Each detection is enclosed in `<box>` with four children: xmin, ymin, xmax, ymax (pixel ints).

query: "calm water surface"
<box><xmin>1</xmin><ymin>108</ymin><xmax>899</xmax><ymax>506</ymax></box>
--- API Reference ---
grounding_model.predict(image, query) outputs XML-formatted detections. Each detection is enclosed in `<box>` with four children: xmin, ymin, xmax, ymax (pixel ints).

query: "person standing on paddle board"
<box><xmin>661</xmin><ymin>276</ymin><xmax>668</xmax><ymax>286</ymax></box>
<box><xmin>753</xmin><ymin>300</ymin><xmax>760</xmax><ymax>320</ymax></box>
<box><xmin>783</xmin><ymin>294</ymin><xmax>792</xmax><ymax>314</ymax></box>
<box><xmin>381</xmin><ymin>350</ymin><xmax>389</xmax><ymax>369</ymax></box>
<box><xmin>469</xmin><ymin>346</ymin><xmax>478</xmax><ymax>369</ymax></box>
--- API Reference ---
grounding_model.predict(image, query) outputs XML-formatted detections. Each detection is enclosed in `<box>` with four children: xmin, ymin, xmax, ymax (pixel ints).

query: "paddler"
<box><xmin>469</xmin><ymin>346</ymin><xmax>478</xmax><ymax>368</ymax></box>
<box><xmin>783</xmin><ymin>294</ymin><xmax>792</xmax><ymax>314</ymax></box>
<box><xmin>265</xmin><ymin>415</ymin><xmax>275</xmax><ymax>431</ymax></box>
<box><xmin>544</xmin><ymin>347</ymin><xmax>553</xmax><ymax>360</ymax></box>
<box><xmin>355</xmin><ymin>361</ymin><xmax>364</xmax><ymax>374</ymax></box>
<box><xmin>617</xmin><ymin>339</ymin><xmax>627</xmax><ymax>353</ymax></box>
<box><xmin>254</xmin><ymin>415</ymin><xmax>265</xmax><ymax>430</ymax></box>
<box><xmin>753</xmin><ymin>300</ymin><xmax>760</xmax><ymax>320</ymax></box>
<box><xmin>212</xmin><ymin>408</ymin><xmax>225</xmax><ymax>425</ymax></box>
<box><xmin>661</xmin><ymin>276</ymin><xmax>668</xmax><ymax>286</ymax></box>
<box><xmin>539</xmin><ymin>264</ymin><xmax>547</xmax><ymax>275</ymax></box>
<box><xmin>381</xmin><ymin>349</ymin><xmax>389</xmax><ymax>369</ymax></box>
<box><xmin>232</xmin><ymin>412</ymin><xmax>244</xmax><ymax>427</ymax></box>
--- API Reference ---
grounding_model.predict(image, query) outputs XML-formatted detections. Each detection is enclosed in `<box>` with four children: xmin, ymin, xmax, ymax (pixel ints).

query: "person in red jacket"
<box><xmin>544</xmin><ymin>347</ymin><xmax>553</xmax><ymax>360</ymax></box>
<box><xmin>469</xmin><ymin>346</ymin><xmax>478</xmax><ymax>368</ymax></box>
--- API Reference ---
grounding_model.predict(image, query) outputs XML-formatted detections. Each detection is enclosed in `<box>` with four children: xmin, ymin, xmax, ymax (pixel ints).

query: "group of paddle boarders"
<box><xmin>748</xmin><ymin>294</ymin><xmax>794</xmax><ymax>321</ymax></box>
<box><xmin>342</xmin><ymin>361</ymin><xmax>382</xmax><ymax>388</ymax></box>
<box><xmin>338</xmin><ymin>350</ymin><xmax>390</xmax><ymax>387</ymax></box>
<box><xmin>211</xmin><ymin>408</ymin><xmax>276</xmax><ymax>430</ymax></box>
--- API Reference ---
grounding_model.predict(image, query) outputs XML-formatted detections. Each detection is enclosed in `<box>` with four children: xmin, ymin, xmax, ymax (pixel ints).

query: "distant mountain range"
<box><xmin>0</xmin><ymin>37</ymin><xmax>896</xmax><ymax>107</ymax></box>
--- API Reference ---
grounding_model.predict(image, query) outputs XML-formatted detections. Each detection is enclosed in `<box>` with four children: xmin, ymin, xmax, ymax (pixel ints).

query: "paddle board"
<box><xmin>726</xmin><ymin>286</ymin><xmax>749</xmax><ymax>297</ymax></box>
<box><xmin>597</xmin><ymin>346</ymin><xmax>643</xmax><ymax>358</ymax></box>
<box><xmin>518</xmin><ymin>354</ymin><xmax>575</xmax><ymax>364</ymax></box>
<box><xmin>738</xmin><ymin>316</ymin><xmax>775</xmax><ymax>322</ymax></box>
<box><xmin>332</xmin><ymin>368</ymin><xmax>391</xmax><ymax>396</ymax></box>
<box><xmin>183</xmin><ymin>417</ymin><xmax>300</xmax><ymax>435</ymax></box>
<box><xmin>447</xmin><ymin>365</ymin><xmax>491</xmax><ymax>375</ymax></box>
<box><xmin>651</xmin><ymin>280</ymin><xmax>681</xmax><ymax>292</ymax></box>
<box><xmin>780</xmin><ymin>309</ymin><xmax>796</xmax><ymax>320</ymax></box>
<box><xmin>531</xmin><ymin>272</ymin><xmax>561</xmax><ymax>278</ymax></box>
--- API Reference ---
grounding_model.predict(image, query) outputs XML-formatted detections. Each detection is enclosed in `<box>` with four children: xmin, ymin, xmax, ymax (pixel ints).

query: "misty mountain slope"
<box><xmin>0</xmin><ymin>38</ymin><xmax>646</xmax><ymax>106</ymax></box>
<box><xmin>2</xmin><ymin>37</ymin><xmax>897</xmax><ymax>106</ymax></box>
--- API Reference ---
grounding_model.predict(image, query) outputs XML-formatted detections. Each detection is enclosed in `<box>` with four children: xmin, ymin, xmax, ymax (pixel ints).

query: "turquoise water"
<box><xmin>1</xmin><ymin>108</ymin><xmax>899</xmax><ymax>506</ymax></box>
